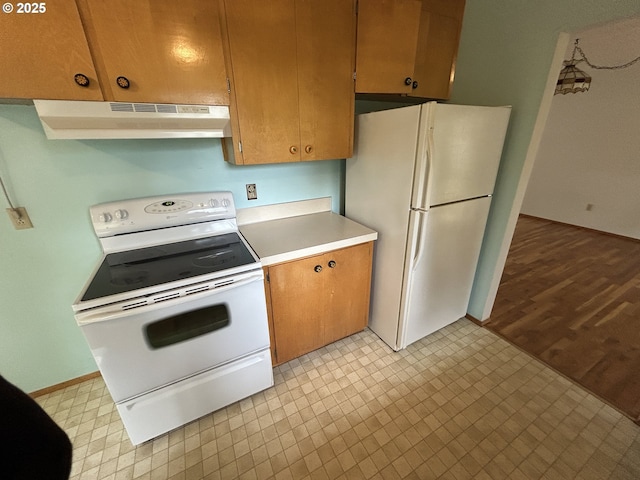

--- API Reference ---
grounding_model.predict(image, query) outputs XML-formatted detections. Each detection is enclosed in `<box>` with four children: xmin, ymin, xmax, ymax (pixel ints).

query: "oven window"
<box><xmin>145</xmin><ymin>304</ymin><xmax>230</xmax><ymax>349</ymax></box>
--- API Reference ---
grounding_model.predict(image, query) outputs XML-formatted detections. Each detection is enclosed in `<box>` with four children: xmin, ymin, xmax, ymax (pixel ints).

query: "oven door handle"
<box><xmin>76</xmin><ymin>270</ymin><xmax>265</xmax><ymax>325</ymax></box>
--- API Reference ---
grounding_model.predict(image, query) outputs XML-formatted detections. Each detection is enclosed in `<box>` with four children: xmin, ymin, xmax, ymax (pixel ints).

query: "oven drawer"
<box><xmin>118</xmin><ymin>348</ymin><xmax>273</xmax><ymax>445</ymax></box>
<box><xmin>79</xmin><ymin>271</ymin><xmax>270</xmax><ymax>402</ymax></box>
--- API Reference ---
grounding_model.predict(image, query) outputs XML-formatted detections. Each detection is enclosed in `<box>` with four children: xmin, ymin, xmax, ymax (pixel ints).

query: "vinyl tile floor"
<box><xmin>36</xmin><ymin>320</ymin><xmax>640</xmax><ymax>480</ymax></box>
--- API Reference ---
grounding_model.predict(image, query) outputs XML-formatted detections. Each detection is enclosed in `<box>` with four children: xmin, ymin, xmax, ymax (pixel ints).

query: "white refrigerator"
<box><xmin>345</xmin><ymin>102</ymin><xmax>511</xmax><ymax>351</ymax></box>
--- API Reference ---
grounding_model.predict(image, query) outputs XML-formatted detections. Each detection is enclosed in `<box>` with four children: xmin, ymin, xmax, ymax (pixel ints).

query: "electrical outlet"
<box><xmin>246</xmin><ymin>183</ymin><xmax>257</xmax><ymax>200</ymax></box>
<box><xmin>6</xmin><ymin>207</ymin><xmax>34</xmax><ymax>230</ymax></box>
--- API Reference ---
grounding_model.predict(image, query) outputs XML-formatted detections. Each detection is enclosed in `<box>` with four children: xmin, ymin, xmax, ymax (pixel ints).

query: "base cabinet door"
<box><xmin>265</xmin><ymin>242</ymin><xmax>373</xmax><ymax>365</ymax></box>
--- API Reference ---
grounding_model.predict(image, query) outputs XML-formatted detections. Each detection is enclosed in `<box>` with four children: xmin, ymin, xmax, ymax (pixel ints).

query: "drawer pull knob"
<box><xmin>314</xmin><ymin>265</ymin><xmax>322</xmax><ymax>273</ymax></box>
<box><xmin>304</xmin><ymin>145</ymin><xmax>313</xmax><ymax>154</ymax></box>
<box><xmin>328</xmin><ymin>260</ymin><xmax>336</xmax><ymax>268</ymax></box>
<box><xmin>404</xmin><ymin>76</ymin><xmax>412</xmax><ymax>86</ymax></box>
<box><xmin>289</xmin><ymin>145</ymin><xmax>298</xmax><ymax>154</ymax></box>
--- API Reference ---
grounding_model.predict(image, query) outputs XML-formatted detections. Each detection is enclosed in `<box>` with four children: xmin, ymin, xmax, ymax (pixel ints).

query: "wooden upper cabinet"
<box><xmin>355</xmin><ymin>0</ymin><xmax>422</xmax><ymax>95</ymax></box>
<box><xmin>0</xmin><ymin>0</ymin><xmax>102</xmax><ymax>101</ymax></box>
<box><xmin>412</xmin><ymin>0</ymin><xmax>466</xmax><ymax>99</ymax></box>
<box><xmin>76</xmin><ymin>0</ymin><xmax>228</xmax><ymax>105</ymax></box>
<box><xmin>355</xmin><ymin>0</ymin><xmax>465</xmax><ymax>100</ymax></box>
<box><xmin>221</xmin><ymin>0</ymin><xmax>356</xmax><ymax>165</ymax></box>
<box><xmin>296</xmin><ymin>0</ymin><xmax>356</xmax><ymax>162</ymax></box>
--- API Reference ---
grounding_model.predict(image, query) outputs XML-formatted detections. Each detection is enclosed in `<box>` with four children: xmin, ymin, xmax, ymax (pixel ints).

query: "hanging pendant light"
<box><xmin>556</xmin><ymin>62</ymin><xmax>591</xmax><ymax>95</ymax></box>
<box><xmin>555</xmin><ymin>38</ymin><xmax>640</xmax><ymax>95</ymax></box>
<box><xmin>556</xmin><ymin>40</ymin><xmax>591</xmax><ymax>95</ymax></box>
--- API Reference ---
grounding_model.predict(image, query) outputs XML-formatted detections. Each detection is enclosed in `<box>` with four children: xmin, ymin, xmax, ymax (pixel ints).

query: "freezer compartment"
<box><xmin>400</xmin><ymin>197</ymin><xmax>492</xmax><ymax>348</ymax></box>
<box><xmin>415</xmin><ymin>103</ymin><xmax>511</xmax><ymax>208</ymax></box>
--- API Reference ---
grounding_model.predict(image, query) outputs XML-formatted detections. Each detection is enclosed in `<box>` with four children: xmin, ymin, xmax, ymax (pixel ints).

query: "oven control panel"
<box><xmin>91</xmin><ymin>191</ymin><xmax>236</xmax><ymax>237</ymax></box>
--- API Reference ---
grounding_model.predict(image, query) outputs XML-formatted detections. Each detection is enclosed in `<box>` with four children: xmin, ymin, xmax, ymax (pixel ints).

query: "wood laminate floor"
<box><xmin>487</xmin><ymin>215</ymin><xmax>640</xmax><ymax>422</ymax></box>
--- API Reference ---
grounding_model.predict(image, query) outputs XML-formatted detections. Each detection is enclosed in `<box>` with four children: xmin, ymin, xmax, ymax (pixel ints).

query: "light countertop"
<box><xmin>238</xmin><ymin>199</ymin><xmax>377</xmax><ymax>266</ymax></box>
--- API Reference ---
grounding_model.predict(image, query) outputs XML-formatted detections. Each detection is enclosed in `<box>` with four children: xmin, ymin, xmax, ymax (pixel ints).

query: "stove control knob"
<box><xmin>114</xmin><ymin>209</ymin><xmax>128</xmax><ymax>220</ymax></box>
<box><xmin>98</xmin><ymin>212</ymin><xmax>113</xmax><ymax>223</ymax></box>
<box><xmin>221</xmin><ymin>198</ymin><xmax>231</xmax><ymax>208</ymax></box>
<box><xmin>210</xmin><ymin>198</ymin><xmax>220</xmax><ymax>208</ymax></box>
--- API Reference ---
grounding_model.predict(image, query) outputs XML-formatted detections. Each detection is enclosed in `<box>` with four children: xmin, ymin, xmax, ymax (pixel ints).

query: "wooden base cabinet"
<box><xmin>264</xmin><ymin>242</ymin><xmax>373</xmax><ymax>366</ymax></box>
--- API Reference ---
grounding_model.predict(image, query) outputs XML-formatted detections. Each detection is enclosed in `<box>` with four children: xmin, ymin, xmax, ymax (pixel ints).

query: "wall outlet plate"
<box><xmin>246</xmin><ymin>183</ymin><xmax>257</xmax><ymax>200</ymax></box>
<box><xmin>6</xmin><ymin>207</ymin><xmax>33</xmax><ymax>230</ymax></box>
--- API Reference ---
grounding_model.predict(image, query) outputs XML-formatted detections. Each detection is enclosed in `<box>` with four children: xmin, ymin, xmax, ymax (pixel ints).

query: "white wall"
<box><xmin>522</xmin><ymin>16</ymin><xmax>640</xmax><ymax>239</ymax></box>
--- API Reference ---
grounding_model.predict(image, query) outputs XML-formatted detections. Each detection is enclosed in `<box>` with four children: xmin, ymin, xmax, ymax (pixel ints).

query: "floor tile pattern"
<box><xmin>36</xmin><ymin>320</ymin><xmax>640</xmax><ymax>479</ymax></box>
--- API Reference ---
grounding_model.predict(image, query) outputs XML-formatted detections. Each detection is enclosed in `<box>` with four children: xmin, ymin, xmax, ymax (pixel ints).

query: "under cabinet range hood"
<box><xmin>33</xmin><ymin>100</ymin><xmax>231</xmax><ymax>140</ymax></box>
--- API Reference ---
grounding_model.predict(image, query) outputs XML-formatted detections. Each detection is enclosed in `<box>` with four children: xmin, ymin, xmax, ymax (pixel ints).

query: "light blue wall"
<box><xmin>0</xmin><ymin>104</ymin><xmax>342</xmax><ymax>392</ymax></box>
<box><xmin>451</xmin><ymin>0</ymin><xmax>640</xmax><ymax>319</ymax></box>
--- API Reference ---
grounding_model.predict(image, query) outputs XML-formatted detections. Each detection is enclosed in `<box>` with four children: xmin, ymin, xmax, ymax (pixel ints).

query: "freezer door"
<box><xmin>399</xmin><ymin>197</ymin><xmax>492</xmax><ymax>348</ymax></box>
<box><xmin>419</xmin><ymin>103</ymin><xmax>511</xmax><ymax>207</ymax></box>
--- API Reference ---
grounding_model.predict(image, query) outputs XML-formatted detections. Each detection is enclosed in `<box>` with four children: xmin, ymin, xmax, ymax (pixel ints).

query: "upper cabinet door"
<box><xmin>297</xmin><ymin>0</ymin><xmax>356</xmax><ymax>161</ymax></box>
<box><xmin>222</xmin><ymin>0</ymin><xmax>301</xmax><ymax>164</ymax></box>
<box><xmin>412</xmin><ymin>0</ymin><xmax>465</xmax><ymax>99</ymax></box>
<box><xmin>78</xmin><ymin>0</ymin><xmax>228</xmax><ymax>105</ymax></box>
<box><xmin>0</xmin><ymin>0</ymin><xmax>102</xmax><ymax>101</ymax></box>
<box><xmin>355</xmin><ymin>0</ymin><xmax>422</xmax><ymax>94</ymax></box>
<box><xmin>355</xmin><ymin>0</ymin><xmax>465</xmax><ymax>100</ymax></box>
<box><xmin>221</xmin><ymin>0</ymin><xmax>356</xmax><ymax>165</ymax></box>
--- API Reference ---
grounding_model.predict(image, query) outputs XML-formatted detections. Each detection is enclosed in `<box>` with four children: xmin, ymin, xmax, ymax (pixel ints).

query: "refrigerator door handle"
<box><xmin>424</xmin><ymin>125</ymin><xmax>435</xmax><ymax>207</ymax></box>
<box><xmin>411</xmin><ymin>210</ymin><xmax>428</xmax><ymax>268</ymax></box>
<box><xmin>415</xmin><ymin>124</ymin><xmax>435</xmax><ymax>210</ymax></box>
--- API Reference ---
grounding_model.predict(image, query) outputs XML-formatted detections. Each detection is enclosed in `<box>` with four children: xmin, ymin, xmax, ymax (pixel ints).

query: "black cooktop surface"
<box><xmin>81</xmin><ymin>232</ymin><xmax>257</xmax><ymax>301</ymax></box>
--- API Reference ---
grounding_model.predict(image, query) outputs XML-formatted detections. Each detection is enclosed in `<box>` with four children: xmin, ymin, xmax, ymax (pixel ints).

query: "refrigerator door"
<box><xmin>414</xmin><ymin>103</ymin><xmax>511</xmax><ymax>208</ymax></box>
<box><xmin>399</xmin><ymin>197</ymin><xmax>492</xmax><ymax>348</ymax></box>
<box><xmin>346</xmin><ymin>105</ymin><xmax>423</xmax><ymax>349</ymax></box>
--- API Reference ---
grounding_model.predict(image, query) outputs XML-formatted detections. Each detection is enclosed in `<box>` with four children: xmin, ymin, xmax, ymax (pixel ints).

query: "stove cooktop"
<box><xmin>81</xmin><ymin>232</ymin><xmax>257</xmax><ymax>302</ymax></box>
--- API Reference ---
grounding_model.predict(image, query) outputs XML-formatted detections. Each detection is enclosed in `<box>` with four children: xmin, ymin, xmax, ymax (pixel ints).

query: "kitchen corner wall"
<box><xmin>0</xmin><ymin>104</ymin><xmax>342</xmax><ymax>392</ymax></box>
<box><xmin>450</xmin><ymin>0</ymin><xmax>640</xmax><ymax>320</ymax></box>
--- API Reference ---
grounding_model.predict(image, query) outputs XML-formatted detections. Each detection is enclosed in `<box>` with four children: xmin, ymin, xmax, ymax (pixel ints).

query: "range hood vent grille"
<box><xmin>33</xmin><ymin>100</ymin><xmax>231</xmax><ymax>140</ymax></box>
<box><xmin>110</xmin><ymin>103</ymin><xmax>135</xmax><ymax>113</ymax></box>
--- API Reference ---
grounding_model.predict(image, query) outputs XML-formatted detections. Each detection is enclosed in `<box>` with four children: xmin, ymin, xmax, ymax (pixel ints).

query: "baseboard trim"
<box><xmin>29</xmin><ymin>371</ymin><xmax>101</xmax><ymax>398</ymax></box>
<box><xmin>519</xmin><ymin>214</ymin><xmax>640</xmax><ymax>243</ymax></box>
<box><xmin>465</xmin><ymin>314</ymin><xmax>485</xmax><ymax>326</ymax></box>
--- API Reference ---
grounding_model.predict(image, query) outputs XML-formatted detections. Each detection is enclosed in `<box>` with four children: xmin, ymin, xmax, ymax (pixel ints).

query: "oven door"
<box><xmin>76</xmin><ymin>270</ymin><xmax>269</xmax><ymax>403</ymax></box>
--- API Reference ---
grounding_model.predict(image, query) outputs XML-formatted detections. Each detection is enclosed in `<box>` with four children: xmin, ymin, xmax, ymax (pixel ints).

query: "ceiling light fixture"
<box><xmin>555</xmin><ymin>38</ymin><xmax>640</xmax><ymax>95</ymax></box>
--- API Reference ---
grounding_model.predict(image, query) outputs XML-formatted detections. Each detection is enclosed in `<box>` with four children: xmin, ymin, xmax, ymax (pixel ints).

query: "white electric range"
<box><xmin>72</xmin><ymin>191</ymin><xmax>273</xmax><ymax>445</ymax></box>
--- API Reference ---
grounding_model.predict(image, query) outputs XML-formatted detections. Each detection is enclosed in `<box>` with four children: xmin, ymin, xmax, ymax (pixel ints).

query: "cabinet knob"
<box><xmin>404</xmin><ymin>77</ymin><xmax>413</xmax><ymax>86</ymax></box>
<box><xmin>116</xmin><ymin>76</ymin><xmax>131</xmax><ymax>89</ymax></box>
<box><xmin>314</xmin><ymin>265</ymin><xmax>322</xmax><ymax>273</ymax></box>
<box><xmin>74</xmin><ymin>73</ymin><xmax>90</xmax><ymax>88</ymax></box>
<box><xmin>412</xmin><ymin>81</ymin><xmax>419</xmax><ymax>89</ymax></box>
<box><xmin>328</xmin><ymin>260</ymin><xmax>336</xmax><ymax>268</ymax></box>
<box><xmin>289</xmin><ymin>146</ymin><xmax>298</xmax><ymax>155</ymax></box>
<box><xmin>304</xmin><ymin>145</ymin><xmax>313</xmax><ymax>154</ymax></box>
